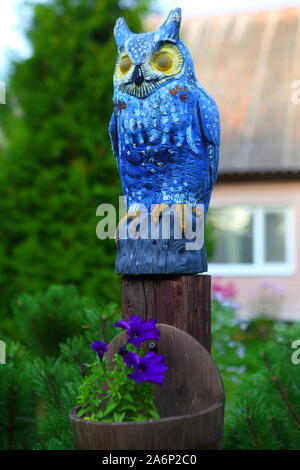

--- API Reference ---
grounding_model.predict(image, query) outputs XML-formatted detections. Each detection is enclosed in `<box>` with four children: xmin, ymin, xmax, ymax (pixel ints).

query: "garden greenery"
<box><xmin>1</xmin><ymin>283</ymin><xmax>300</xmax><ymax>449</ymax></box>
<box><xmin>76</xmin><ymin>316</ymin><xmax>167</xmax><ymax>423</ymax></box>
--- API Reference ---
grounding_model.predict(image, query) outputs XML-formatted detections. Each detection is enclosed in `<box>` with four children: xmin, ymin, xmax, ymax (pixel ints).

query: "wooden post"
<box><xmin>122</xmin><ymin>274</ymin><xmax>211</xmax><ymax>352</ymax></box>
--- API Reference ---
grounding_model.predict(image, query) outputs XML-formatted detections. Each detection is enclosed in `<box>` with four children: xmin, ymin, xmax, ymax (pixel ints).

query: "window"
<box><xmin>208</xmin><ymin>206</ymin><xmax>296</xmax><ymax>276</ymax></box>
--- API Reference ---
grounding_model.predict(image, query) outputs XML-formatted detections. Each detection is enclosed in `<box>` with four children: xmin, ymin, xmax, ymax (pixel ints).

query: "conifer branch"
<box><xmin>271</xmin><ymin>376</ymin><xmax>300</xmax><ymax>430</ymax></box>
<box><xmin>7</xmin><ymin>386</ymin><xmax>17</xmax><ymax>450</ymax></box>
<box><xmin>46</xmin><ymin>373</ymin><xmax>62</xmax><ymax>412</ymax></box>
<box><xmin>268</xmin><ymin>416</ymin><xmax>281</xmax><ymax>449</ymax></box>
<box><xmin>246</xmin><ymin>414</ymin><xmax>261</xmax><ymax>450</ymax></box>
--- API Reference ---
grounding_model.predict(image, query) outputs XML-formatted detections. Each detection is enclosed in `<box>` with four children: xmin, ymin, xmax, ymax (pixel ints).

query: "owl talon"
<box><xmin>152</xmin><ymin>203</ymin><xmax>188</xmax><ymax>233</ymax></box>
<box><xmin>115</xmin><ymin>211</ymin><xmax>140</xmax><ymax>240</ymax></box>
<box><xmin>152</xmin><ymin>203</ymin><xmax>169</xmax><ymax>225</ymax></box>
<box><xmin>174</xmin><ymin>204</ymin><xmax>187</xmax><ymax>233</ymax></box>
<box><xmin>193</xmin><ymin>207</ymin><xmax>204</xmax><ymax>220</ymax></box>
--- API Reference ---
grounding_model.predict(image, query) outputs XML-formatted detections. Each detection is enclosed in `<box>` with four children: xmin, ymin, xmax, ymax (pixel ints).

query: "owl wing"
<box><xmin>197</xmin><ymin>89</ymin><xmax>220</xmax><ymax>187</ymax></box>
<box><xmin>109</xmin><ymin>110</ymin><xmax>119</xmax><ymax>170</ymax></box>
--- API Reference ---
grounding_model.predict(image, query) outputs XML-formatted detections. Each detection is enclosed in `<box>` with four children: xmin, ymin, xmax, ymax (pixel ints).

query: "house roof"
<box><xmin>147</xmin><ymin>8</ymin><xmax>300</xmax><ymax>177</ymax></box>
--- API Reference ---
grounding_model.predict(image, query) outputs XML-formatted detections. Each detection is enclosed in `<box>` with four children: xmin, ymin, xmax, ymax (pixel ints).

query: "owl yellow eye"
<box><xmin>151</xmin><ymin>44</ymin><xmax>183</xmax><ymax>75</ymax></box>
<box><xmin>119</xmin><ymin>55</ymin><xmax>132</xmax><ymax>74</ymax></box>
<box><xmin>155</xmin><ymin>52</ymin><xmax>173</xmax><ymax>72</ymax></box>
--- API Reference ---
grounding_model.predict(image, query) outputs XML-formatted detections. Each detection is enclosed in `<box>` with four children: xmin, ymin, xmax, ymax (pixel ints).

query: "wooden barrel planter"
<box><xmin>70</xmin><ymin>324</ymin><xmax>225</xmax><ymax>450</ymax></box>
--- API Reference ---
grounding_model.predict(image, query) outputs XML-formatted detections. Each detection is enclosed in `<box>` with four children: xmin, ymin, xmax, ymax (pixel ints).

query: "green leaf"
<box><xmin>102</xmin><ymin>401</ymin><xmax>118</xmax><ymax>417</ymax></box>
<box><xmin>76</xmin><ymin>408</ymin><xmax>87</xmax><ymax>417</ymax></box>
<box><xmin>123</xmin><ymin>393</ymin><xmax>134</xmax><ymax>402</ymax></box>
<box><xmin>113</xmin><ymin>412</ymin><xmax>125</xmax><ymax>422</ymax></box>
<box><xmin>149</xmin><ymin>409</ymin><xmax>160</xmax><ymax>420</ymax></box>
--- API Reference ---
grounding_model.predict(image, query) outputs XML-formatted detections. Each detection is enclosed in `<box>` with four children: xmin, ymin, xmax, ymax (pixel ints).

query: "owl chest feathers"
<box><xmin>114</xmin><ymin>83</ymin><xmax>206</xmax><ymax>169</ymax></box>
<box><xmin>113</xmin><ymin>83</ymin><xmax>212</xmax><ymax>206</ymax></box>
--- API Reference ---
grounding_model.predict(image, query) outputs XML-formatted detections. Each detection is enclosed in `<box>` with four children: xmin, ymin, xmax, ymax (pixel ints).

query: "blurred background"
<box><xmin>1</xmin><ymin>0</ymin><xmax>300</xmax><ymax>331</ymax></box>
<box><xmin>1</xmin><ymin>0</ymin><xmax>300</xmax><ymax>330</ymax></box>
<box><xmin>0</xmin><ymin>0</ymin><xmax>300</xmax><ymax>451</ymax></box>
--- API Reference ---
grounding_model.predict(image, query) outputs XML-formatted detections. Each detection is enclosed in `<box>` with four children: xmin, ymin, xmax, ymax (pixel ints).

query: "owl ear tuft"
<box><xmin>159</xmin><ymin>8</ymin><xmax>182</xmax><ymax>42</ymax></box>
<box><xmin>114</xmin><ymin>17</ymin><xmax>131</xmax><ymax>49</ymax></box>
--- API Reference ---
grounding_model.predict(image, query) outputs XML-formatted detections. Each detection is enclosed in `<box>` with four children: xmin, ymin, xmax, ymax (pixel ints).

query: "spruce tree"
<box><xmin>0</xmin><ymin>284</ymin><xmax>120</xmax><ymax>450</ymax></box>
<box><xmin>223</xmin><ymin>323</ymin><xmax>300</xmax><ymax>450</ymax></box>
<box><xmin>0</xmin><ymin>341</ymin><xmax>37</xmax><ymax>450</ymax></box>
<box><xmin>10</xmin><ymin>284</ymin><xmax>108</xmax><ymax>356</ymax></box>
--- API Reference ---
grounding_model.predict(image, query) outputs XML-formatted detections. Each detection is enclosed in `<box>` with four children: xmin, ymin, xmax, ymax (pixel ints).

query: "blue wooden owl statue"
<box><xmin>109</xmin><ymin>8</ymin><xmax>220</xmax><ymax>275</ymax></box>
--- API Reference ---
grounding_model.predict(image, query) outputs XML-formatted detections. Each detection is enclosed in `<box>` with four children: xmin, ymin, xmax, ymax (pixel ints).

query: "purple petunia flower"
<box><xmin>91</xmin><ymin>340</ymin><xmax>108</xmax><ymax>361</ymax></box>
<box><xmin>123</xmin><ymin>351</ymin><xmax>167</xmax><ymax>386</ymax></box>
<box><xmin>114</xmin><ymin>315</ymin><xmax>160</xmax><ymax>348</ymax></box>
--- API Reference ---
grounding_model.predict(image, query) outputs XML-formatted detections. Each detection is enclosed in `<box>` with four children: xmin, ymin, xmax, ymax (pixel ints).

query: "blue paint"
<box><xmin>109</xmin><ymin>8</ymin><xmax>220</xmax><ymax>274</ymax></box>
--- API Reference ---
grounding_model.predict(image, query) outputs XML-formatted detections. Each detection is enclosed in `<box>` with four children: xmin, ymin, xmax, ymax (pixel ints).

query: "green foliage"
<box><xmin>8</xmin><ymin>284</ymin><xmax>119</xmax><ymax>355</ymax></box>
<box><xmin>212</xmin><ymin>298</ymin><xmax>246</xmax><ymax>373</ymax></box>
<box><xmin>28</xmin><ymin>294</ymin><xmax>121</xmax><ymax>449</ymax></box>
<box><xmin>77</xmin><ymin>349</ymin><xmax>160</xmax><ymax>423</ymax></box>
<box><xmin>0</xmin><ymin>341</ymin><xmax>37</xmax><ymax>450</ymax></box>
<box><xmin>211</xmin><ymin>297</ymin><xmax>300</xmax><ymax>450</ymax></box>
<box><xmin>205</xmin><ymin>213</ymin><xmax>216</xmax><ymax>260</ymax></box>
<box><xmin>10</xmin><ymin>284</ymin><xmax>94</xmax><ymax>355</ymax></box>
<box><xmin>0</xmin><ymin>284</ymin><xmax>120</xmax><ymax>450</ymax></box>
<box><xmin>223</xmin><ymin>322</ymin><xmax>300</xmax><ymax>450</ymax></box>
<box><xmin>1</xmin><ymin>283</ymin><xmax>300</xmax><ymax>450</ymax></box>
<box><xmin>0</xmin><ymin>0</ymin><xmax>151</xmax><ymax>326</ymax></box>
<box><xmin>32</xmin><ymin>356</ymin><xmax>80</xmax><ymax>450</ymax></box>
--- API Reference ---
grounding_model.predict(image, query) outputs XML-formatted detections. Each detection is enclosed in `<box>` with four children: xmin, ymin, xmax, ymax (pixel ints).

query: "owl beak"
<box><xmin>131</xmin><ymin>65</ymin><xmax>144</xmax><ymax>86</ymax></box>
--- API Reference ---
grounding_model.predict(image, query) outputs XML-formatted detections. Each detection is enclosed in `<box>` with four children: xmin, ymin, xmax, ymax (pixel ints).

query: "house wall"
<box><xmin>209</xmin><ymin>180</ymin><xmax>300</xmax><ymax>321</ymax></box>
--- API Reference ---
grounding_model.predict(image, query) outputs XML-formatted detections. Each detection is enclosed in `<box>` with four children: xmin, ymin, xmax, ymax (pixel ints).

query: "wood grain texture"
<box><xmin>116</xmin><ymin>235</ymin><xmax>208</xmax><ymax>275</ymax></box>
<box><xmin>122</xmin><ymin>274</ymin><xmax>211</xmax><ymax>351</ymax></box>
<box><xmin>70</xmin><ymin>324</ymin><xmax>224</xmax><ymax>450</ymax></box>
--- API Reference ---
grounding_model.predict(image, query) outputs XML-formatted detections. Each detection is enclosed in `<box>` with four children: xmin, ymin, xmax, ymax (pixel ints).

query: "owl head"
<box><xmin>113</xmin><ymin>8</ymin><xmax>196</xmax><ymax>99</ymax></box>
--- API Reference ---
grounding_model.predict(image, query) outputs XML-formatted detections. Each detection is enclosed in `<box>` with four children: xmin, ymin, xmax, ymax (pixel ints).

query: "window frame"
<box><xmin>208</xmin><ymin>205</ymin><xmax>296</xmax><ymax>276</ymax></box>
